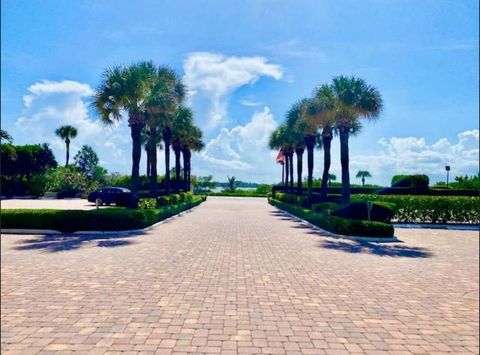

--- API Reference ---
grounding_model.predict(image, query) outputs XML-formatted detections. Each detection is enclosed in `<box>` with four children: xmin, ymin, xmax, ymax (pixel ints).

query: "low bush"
<box><xmin>138</xmin><ymin>198</ymin><xmax>157</xmax><ymax>210</ymax></box>
<box><xmin>331</xmin><ymin>201</ymin><xmax>396</xmax><ymax>223</ymax></box>
<box><xmin>270</xmin><ymin>199</ymin><xmax>394</xmax><ymax>237</ymax></box>
<box><xmin>311</xmin><ymin>202</ymin><xmax>341</xmax><ymax>213</ymax></box>
<box><xmin>391</xmin><ymin>174</ymin><xmax>429</xmax><ymax>188</ymax></box>
<box><xmin>351</xmin><ymin>194</ymin><xmax>480</xmax><ymax>224</ymax></box>
<box><xmin>1</xmin><ymin>197</ymin><xmax>205</xmax><ymax>232</ymax></box>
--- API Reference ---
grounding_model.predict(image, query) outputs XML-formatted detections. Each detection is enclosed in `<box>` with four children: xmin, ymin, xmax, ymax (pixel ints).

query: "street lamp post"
<box><xmin>445</xmin><ymin>165</ymin><xmax>451</xmax><ymax>187</ymax></box>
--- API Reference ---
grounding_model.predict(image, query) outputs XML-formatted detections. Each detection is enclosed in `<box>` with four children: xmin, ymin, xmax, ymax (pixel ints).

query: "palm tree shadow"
<box><xmin>270</xmin><ymin>208</ymin><xmax>432</xmax><ymax>258</ymax></box>
<box><xmin>319</xmin><ymin>239</ymin><xmax>432</xmax><ymax>258</ymax></box>
<box><xmin>14</xmin><ymin>232</ymin><xmax>143</xmax><ymax>253</ymax></box>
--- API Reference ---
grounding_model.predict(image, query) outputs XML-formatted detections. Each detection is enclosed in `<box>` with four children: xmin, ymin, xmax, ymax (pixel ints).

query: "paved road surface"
<box><xmin>1</xmin><ymin>199</ymin><xmax>97</xmax><ymax>210</ymax></box>
<box><xmin>1</xmin><ymin>197</ymin><xmax>478</xmax><ymax>354</ymax></box>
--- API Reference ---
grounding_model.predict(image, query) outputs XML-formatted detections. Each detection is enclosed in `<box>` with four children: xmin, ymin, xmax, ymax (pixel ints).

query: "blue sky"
<box><xmin>2</xmin><ymin>0</ymin><xmax>479</xmax><ymax>184</ymax></box>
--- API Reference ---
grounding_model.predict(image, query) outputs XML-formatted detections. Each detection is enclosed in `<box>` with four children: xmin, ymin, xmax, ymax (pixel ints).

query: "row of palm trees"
<box><xmin>93</xmin><ymin>61</ymin><xmax>204</xmax><ymax>195</ymax></box>
<box><xmin>269</xmin><ymin>75</ymin><xmax>383</xmax><ymax>205</ymax></box>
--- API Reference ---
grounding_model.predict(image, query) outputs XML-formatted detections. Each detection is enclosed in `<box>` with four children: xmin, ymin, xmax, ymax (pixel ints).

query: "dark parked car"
<box><xmin>88</xmin><ymin>187</ymin><xmax>132</xmax><ymax>205</ymax></box>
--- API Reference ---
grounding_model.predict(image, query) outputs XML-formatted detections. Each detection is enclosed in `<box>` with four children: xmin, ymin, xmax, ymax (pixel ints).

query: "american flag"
<box><xmin>276</xmin><ymin>151</ymin><xmax>285</xmax><ymax>164</ymax></box>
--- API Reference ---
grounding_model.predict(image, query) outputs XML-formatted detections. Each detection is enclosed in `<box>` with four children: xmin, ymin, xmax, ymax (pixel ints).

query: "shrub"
<box><xmin>331</xmin><ymin>201</ymin><xmax>396</xmax><ymax>223</ymax></box>
<box><xmin>391</xmin><ymin>174</ymin><xmax>429</xmax><ymax>188</ymax></box>
<box><xmin>157</xmin><ymin>196</ymin><xmax>171</xmax><ymax>206</ymax></box>
<box><xmin>352</xmin><ymin>194</ymin><xmax>480</xmax><ymax>224</ymax></box>
<box><xmin>139</xmin><ymin>198</ymin><xmax>157</xmax><ymax>210</ymax></box>
<box><xmin>311</xmin><ymin>202</ymin><xmax>341</xmax><ymax>213</ymax></box>
<box><xmin>270</xmin><ymin>199</ymin><xmax>394</xmax><ymax>237</ymax></box>
<box><xmin>1</xmin><ymin>197</ymin><xmax>205</xmax><ymax>232</ymax></box>
<box><xmin>115</xmin><ymin>192</ymin><xmax>139</xmax><ymax>209</ymax></box>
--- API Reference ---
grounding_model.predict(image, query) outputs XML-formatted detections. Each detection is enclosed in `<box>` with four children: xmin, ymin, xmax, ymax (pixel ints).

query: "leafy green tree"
<box><xmin>355</xmin><ymin>170</ymin><xmax>372</xmax><ymax>187</ymax></box>
<box><xmin>73</xmin><ymin>145</ymin><xmax>107</xmax><ymax>183</ymax></box>
<box><xmin>451</xmin><ymin>174</ymin><xmax>480</xmax><ymax>190</ymax></box>
<box><xmin>94</xmin><ymin>61</ymin><xmax>155</xmax><ymax>194</ymax></box>
<box><xmin>191</xmin><ymin>175</ymin><xmax>216</xmax><ymax>194</ymax></box>
<box><xmin>55</xmin><ymin>125</ymin><xmax>78</xmax><ymax>166</ymax></box>
<box><xmin>0</xmin><ymin>129</ymin><xmax>13</xmax><ymax>144</ymax></box>
<box><xmin>226</xmin><ymin>176</ymin><xmax>238</xmax><ymax>192</ymax></box>
<box><xmin>328</xmin><ymin>76</ymin><xmax>383</xmax><ymax>204</ymax></box>
<box><xmin>328</xmin><ymin>173</ymin><xmax>336</xmax><ymax>186</ymax></box>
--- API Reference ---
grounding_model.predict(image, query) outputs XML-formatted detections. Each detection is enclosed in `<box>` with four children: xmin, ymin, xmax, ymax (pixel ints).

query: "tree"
<box><xmin>355</xmin><ymin>170</ymin><xmax>372</xmax><ymax>187</ymax></box>
<box><xmin>286</xmin><ymin>100</ymin><xmax>308</xmax><ymax>195</ymax></box>
<box><xmin>172</xmin><ymin>107</ymin><xmax>194</xmax><ymax>192</ymax></box>
<box><xmin>226</xmin><ymin>176</ymin><xmax>238</xmax><ymax>192</ymax></box>
<box><xmin>54</xmin><ymin>125</ymin><xmax>78</xmax><ymax>166</ymax></box>
<box><xmin>191</xmin><ymin>175</ymin><xmax>216</xmax><ymax>194</ymax></box>
<box><xmin>0</xmin><ymin>129</ymin><xmax>13</xmax><ymax>144</ymax></box>
<box><xmin>94</xmin><ymin>61</ymin><xmax>156</xmax><ymax>194</ymax></box>
<box><xmin>269</xmin><ymin>125</ymin><xmax>296</xmax><ymax>193</ymax></box>
<box><xmin>146</xmin><ymin>66</ymin><xmax>186</xmax><ymax>196</ymax></box>
<box><xmin>328</xmin><ymin>173</ymin><xmax>336</xmax><ymax>186</ymax></box>
<box><xmin>182</xmin><ymin>125</ymin><xmax>204</xmax><ymax>191</ymax></box>
<box><xmin>74</xmin><ymin>145</ymin><xmax>107</xmax><ymax>182</ymax></box>
<box><xmin>329</xmin><ymin>76</ymin><xmax>383</xmax><ymax>204</ymax></box>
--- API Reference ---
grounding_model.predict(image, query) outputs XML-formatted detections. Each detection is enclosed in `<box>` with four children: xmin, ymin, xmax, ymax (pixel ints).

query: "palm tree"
<box><xmin>172</xmin><ymin>106</ymin><xmax>193</xmax><ymax>191</ymax></box>
<box><xmin>1</xmin><ymin>129</ymin><xmax>13</xmax><ymax>144</ymax></box>
<box><xmin>269</xmin><ymin>125</ymin><xmax>296</xmax><ymax>193</ymax></box>
<box><xmin>329</xmin><ymin>76</ymin><xmax>383</xmax><ymax>204</ymax></box>
<box><xmin>54</xmin><ymin>125</ymin><xmax>78</xmax><ymax>166</ymax></box>
<box><xmin>146</xmin><ymin>67</ymin><xmax>186</xmax><ymax>195</ymax></box>
<box><xmin>286</xmin><ymin>100</ymin><xmax>308</xmax><ymax>195</ymax></box>
<box><xmin>328</xmin><ymin>173</ymin><xmax>336</xmax><ymax>186</ymax></box>
<box><xmin>182</xmin><ymin>125</ymin><xmax>204</xmax><ymax>191</ymax></box>
<box><xmin>93</xmin><ymin>62</ymin><xmax>155</xmax><ymax>194</ymax></box>
<box><xmin>356</xmin><ymin>170</ymin><xmax>372</xmax><ymax>187</ymax></box>
<box><xmin>290</xmin><ymin>98</ymin><xmax>329</xmax><ymax>203</ymax></box>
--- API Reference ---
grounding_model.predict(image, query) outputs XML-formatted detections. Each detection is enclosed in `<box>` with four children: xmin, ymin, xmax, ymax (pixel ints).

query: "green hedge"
<box><xmin>157</xmin><ymin>192</ymin><xmax>195</xmax><ymax>206</ymax></box>
<box><xmin>269</xmin><ymin>198</ymin><xmax>394</xmax><ymax>237</ymax></box>
<box><xmin>1</xmin><ymin>196</ymin><xmax>206</xmax><ymax>232</ymax></box>
<box><xmin>391</xmin><ymin>174</ymin><xmax>429</xmax><ymax>188</ymax></box>
<box><xmin>352</xmin><ymin>194</ymin><xmax>480</xmax><ymax>224</ymax></box>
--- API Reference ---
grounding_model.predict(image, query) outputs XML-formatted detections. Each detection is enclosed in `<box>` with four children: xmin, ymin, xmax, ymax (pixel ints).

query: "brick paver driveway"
<box><xmin>1</xmin><ymin>197</ymin><xmax>479</xmax><ymax>354</ymax></box>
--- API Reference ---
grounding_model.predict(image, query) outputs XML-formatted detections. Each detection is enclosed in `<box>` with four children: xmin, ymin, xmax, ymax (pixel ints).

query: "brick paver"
<box><xmin>1</xmin><ymin>196</ymin><xmax>479</xmax><ymax>354</ymax></box>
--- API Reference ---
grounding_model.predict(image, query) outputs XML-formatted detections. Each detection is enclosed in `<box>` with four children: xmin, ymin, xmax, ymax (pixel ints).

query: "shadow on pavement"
<box><xmin>14</xmin><ymin>232</ymin><xmax>143</xmax><ymax>253</ymax></box>
<box><xmin>269</xmin><ymin>208</ymin><xmax>433</xmax><ymax>258</ymax></box>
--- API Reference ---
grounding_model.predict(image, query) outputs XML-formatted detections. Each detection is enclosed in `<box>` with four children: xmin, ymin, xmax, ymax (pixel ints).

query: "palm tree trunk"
<box><xmin>289</xmin><ymin>151</ymin><xmax>294</xmax><ymax>193</ymax></box>
<box><xmin>182</xmin><ymin>148</ymin><xmax>188</xmax><ymax>191</ymax></box>
<box><xmin>304</xmin><ymin>135</ymin><xmax>315</xmax><ymax>203</ymax></box>
<box><xmin>145</xmin><ymin>145</ymin><xmax>150</xmax><ymax>177</ymax></box>
<box><xmin>339</xmin><ymin>127</ymin><xmax>350</xmax><ymax>204</ymax></box>
<box><xmin>320</xmin><ymin>132</ymin><xmax>332</xmax><ymax>201</ymax></box>
<box><xmin>65</xmin><ymin>139</ymin><xmax>70</xmax><ymax>167</ymax></box>
<box><xmin>130</xmin><ymin>123</ymin><xmax>143</xmax><ymax>195</ymax></box>
<box><xmin>295</xmin><ymin>147</ymin><xmax>304</xmax><ymax>195</ymax></box>
<box><xmin>149</xmin><ymin>122</ymin><xmax>158</xmax><ymax>196</ymax></box>
<box><xmin>362</xmin><ymin>177</ymin><xmax>365</xmax><ymax>187</ymax></box>
<box><xmin>281</xmin><ymin>163</ymin><xmax>284</xmax><ymax>186</ymax></box>
<box><xmin>174</xmin><ymin>147</ymin><xmax>181</xmax><ymax>193</ymax></box>
<box><xmin>163</xmin><ymin>128</ymin><xmax>171</xmax><ymax>195</ymax></box>
<box><xmin>186</xmin><ymin>149</ymin><xmax>192</xmax><ymax>191</ymax></box>
<box><xmin>284</xmin><ymin>153</ymin><xmax>290</xmax><ymax>193</ymax></box>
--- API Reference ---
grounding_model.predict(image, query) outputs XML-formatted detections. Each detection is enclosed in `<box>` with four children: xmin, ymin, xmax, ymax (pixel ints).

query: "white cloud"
<box><xmin>11</xmin><ymin>80</ymin><xmax>140</xmax><ymax>173</ymax></box>
<box><xmin>348</xmin><ymin>130</ymin><xmax>479</xmax><ymax>185</ymax></box>
<box><xmin>193</xmin><ymin>107</ymin><xmax>280</xmax><ymax>182</ymax></box>
<box><xmin>183</xmin><ymin>52</ymin><xmax>282</xmax><ymax>131</ymax></box>
<box><xmin>239</xmin><ymin>99</ymin><xmax>263</xmax><ymax>107</ymax></box>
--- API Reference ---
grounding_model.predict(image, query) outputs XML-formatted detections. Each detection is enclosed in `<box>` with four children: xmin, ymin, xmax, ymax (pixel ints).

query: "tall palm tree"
<box><xmin>93</xmin><ymin>62</ymin><xmax>155</xmax><ymax>194</ymax></box>
<box><xmin>172</xmin><ymin>106</ymin><xmax>193</xmax><ymax>191</ymax></box>
<box><xmin>146</xmin><ymin>67</ymin><xmax>186</xmax><ymax>195</ymax></box>
<box><xmin>356</xmin><ymin>170</ymin><xmax>372</xmax><ymax>187</ymax></box>
<box><xmin>1</xmin><ymin>129</ymin><xmax>13</xmax><ymax>144</ymax></box>
<box><xmin>269</xmin><ymin>125</ymin><xmax>296</xmax><ymax>193</ymax></box>
<box><xmin>54</xmin><ymin>125</ymin><xmax>78</xmax><ymax>166</ymax></box>
<box><xmin>329</xmin><ymin>76</ymin><xmax>383</xmax><ymax>204</ymax></box>
<box><xmin>181</xmin><ymin>125</ymin><xmax>204</xmax><ymax>191</ymax></box>
<box><xmin>286</xmin><ymin>100</ymin><xmax>308</xmax><ymax>195</ymax></box>
<box><xmin>290</xmin><ymin>98</ymin><xmax>328</xmax><ymax>203</ymax></box>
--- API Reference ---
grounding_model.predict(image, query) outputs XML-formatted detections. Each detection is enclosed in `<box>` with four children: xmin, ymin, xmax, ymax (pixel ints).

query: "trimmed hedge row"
<box><xmin>0</xmin><ymin>196</ymin><xmax>206</xmax><ymax>232</ymax></box>
<box><xmin>269</xmin><ymin>198</ymin><xmax>394</xmax><ymax>237</ymax></box>
<box><xmin>351</xmin><ymin>194</ymin><xmax>479</xmax><ymax>224</ymax></box>
<box><xmin>157</xmin><ymin>192</ymin><xmax>195</xmax><ymax>206</ymax></box>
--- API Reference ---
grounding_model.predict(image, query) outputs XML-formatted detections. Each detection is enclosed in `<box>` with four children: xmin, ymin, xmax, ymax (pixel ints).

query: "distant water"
<box><xmin>212</xmin><ymin>187</ymin><xmax>255</xmax><ymax>192</ymax></box>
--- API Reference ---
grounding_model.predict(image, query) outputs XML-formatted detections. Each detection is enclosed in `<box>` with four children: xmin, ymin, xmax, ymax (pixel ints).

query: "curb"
<box><xmin>274</xmin><ymin>206</ymin><xmax>399</xmax><ymax>243</ymax></box>
<box><xmin>393</xmin><ymin>223</ymin><xmax>479</xmax><ymax>231</ymax></box>
<box><xmin>0</xmin><ymin>203</ymin><xmax>203</xmax><ymax>237</ymax></box>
